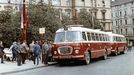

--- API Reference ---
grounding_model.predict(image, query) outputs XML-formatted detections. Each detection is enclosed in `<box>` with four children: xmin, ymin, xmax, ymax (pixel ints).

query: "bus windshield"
<box><xmin>54</xmin><ymin>31</ymin><xmax>82</xmax><ymax>43</ymax></box>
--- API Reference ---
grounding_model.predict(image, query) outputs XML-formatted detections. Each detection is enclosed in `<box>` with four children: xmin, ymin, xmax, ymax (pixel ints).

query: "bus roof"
<box><xmin>56</xmin><ymin>26</ymin><xmax>107</xmax><ymax>34</ymax></box>
<box><xmin>107</xmin><ymin>32</ymin><xmax>125</xmax><ymax>37</ymax></box>
<box><xmin>56</xmin><ymin>26</ymin><xmax>125</xmax><ymax>38</ymax></box>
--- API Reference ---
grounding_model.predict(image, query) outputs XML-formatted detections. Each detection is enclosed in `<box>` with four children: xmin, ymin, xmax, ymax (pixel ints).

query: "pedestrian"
<box><xmin>10</xmin><ymin>42</ymin><xmax>17</xmax><ymax>62</ymax></box>
<box><xmin>29</xmin><ymin>40</ymin><xmax>35</xmax><ymax>61</ymax></box>
<box><xmin>20</xmin><ymin>40</ymin><xmax>29</xmax><ymax>64</ymax></box>
<box><xmin>42</xmin><ymin>40</ymin><xmax>49</xmax><ymax>65</ymax></box>
<box><xmin>128</xmin><ymin>42</ymin><xmax>133</xmax><ymax>51</ymax></box>
<box><xmin>33</xmin><ymin>41</ymin><xmax>41</xmax><ymax>65</ymax></box>
<box><xmin>0</xmin><ymin>41</ymin><xmax>4</xmax><ymax>64</ymax></box>
<box><xmin>41</xmin><ymin>40</ymin><xmax>45</xmax><ymax>63</ymax></box>
<box><xmin>48</xmin><ymin>40</ymin><xmax>52</xmax><ymax>61</ymax></box>
<box><xmin>11</xmin><ymin>41</ymin><xmax>22</xmax><ymax>66</ymax></box>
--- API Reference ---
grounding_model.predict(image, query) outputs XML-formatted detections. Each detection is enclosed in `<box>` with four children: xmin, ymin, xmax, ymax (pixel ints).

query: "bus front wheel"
<box><xmin>84</xmin><ymin>51</ymin><xmax>90</xmax><ymax>65</ymax></box>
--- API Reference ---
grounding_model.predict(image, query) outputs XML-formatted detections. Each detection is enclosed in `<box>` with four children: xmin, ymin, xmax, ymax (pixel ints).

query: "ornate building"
<box><xmin>0</xmin><ymin>0</ymin><xmax>112</xmax><ymax>31</ymax></box>
<box><xmin>57</xmin><ymin>0</ymin><xmax>112</xmax><ymax>31</ymax></box>
<box><xmin>112</xmin><ymin>0</ymin><xmax>134</xmax><ymax>45</ymax></box>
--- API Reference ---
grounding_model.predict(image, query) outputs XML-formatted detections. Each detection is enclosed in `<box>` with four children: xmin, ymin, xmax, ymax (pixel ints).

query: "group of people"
<box><xmin>0</xmin><ymin>40</ymin><xmax>52</xmax><ymax>66</ymax></box>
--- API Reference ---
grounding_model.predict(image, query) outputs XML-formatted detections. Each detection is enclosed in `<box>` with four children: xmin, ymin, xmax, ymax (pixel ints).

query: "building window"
<box><xmin>125</xmin><ymin>11</ymin><xmax>127</xmax><ymax>16</ymax></box>
<box><xmin>132</xmin><ymin>9</ymin><xmax>134</xmax><ymax>15</ymax></box>
<box><xmin>116</xmin><ymin>21</ymin><xmax>118</xmax><ymax>26</ymax></box>
<box><xmin>133</xmin><ymin>18</ymin><xmax>134</xmax><ymax>25</ymax></box>
<box><xmin>126</xmin><ymin>29</ymin><xmax>127</xmax><ymax>34</ymax></box>
<box><xmin>116</xmin><ymin>29</ymin><xmax>118</xmax><ymax>33</ymax></box>
<box><xmin>125</xmin><ymin>19</ymin><xmax>127</xmax><ymax>25</ymax></box>
<box><xmin>102</xmin><ymin>0</ymin><xmax>105</xmax><ymax>7</ymax></box>
<box><xmin>95</xmin><ymin>12</ymin><xmax>97</xmax><ymax>19</ymax></box>
<box><xmin>121</xmin><ymin>29</ymin><xmax>122</xmax><ymax>34</ymax></box>
<box><xmin>124</xmin><ymin>3</ymin><xmax>126</xmax><ymax>7</ymax></box>
<box><xmin>133</xmin><ymin>28</ymin><xmax>134</xmax><ymax>35</ymax></box>
<box><xmin>102</xmin><ymin>12</ymin><xmax>105</xmax><ymax>21</ymax></box>
<box><xmin>120</xmin><ymin>20</ymin><xmax>122</xmax><ymax>25</ymax></box>
<box><xmin>81</xmin><ymin>0</ymin><xmax>84</xmax><ymax>2</ymax></box>
<box><xmin>8</xmin><ymin>0</ymin><xmax>11</xmax><ymax>3</ymax></box>
<box><xmin>120</xmin><ymin>11</ymin><xmax>122</xmax><ymax>17</ymax></box>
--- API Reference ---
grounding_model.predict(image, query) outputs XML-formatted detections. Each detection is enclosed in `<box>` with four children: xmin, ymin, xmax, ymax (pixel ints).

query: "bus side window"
<box><xmin>102</xmin><ymin>34</ymin><xmax>105</xmax><ymax>41</ymax></box>
<box><xmin>99</xmin><ymin>34</ymin><xmax>102</xmax><ymax>41</ymax></box>
<box><xmin>96</xmin><ymin>33</ymin><xmax>99</xmax><ymax>41</ymax></box>
<box><xmin>82</xmin><ymin>32</ymin><xmax>87</xmax><ymax>41</ymax></box>
<box><xmin>114</xmin><ymin>37</ymin><xmax>115</xmax><ymax>42</ymax></box>
<box><xmin>91</xmin><ymin>33</ymin><xmax>95</xmax><ymax>41</ymax></box>
<box><xmin>87</xmin><ymin>33</ymin><xmax>91</xmax><ymax>41</ymax></box>
<box><xmin>106</xmin><ymin>35</ymin><xmax>109</xmax><ymax>41</ymax></box>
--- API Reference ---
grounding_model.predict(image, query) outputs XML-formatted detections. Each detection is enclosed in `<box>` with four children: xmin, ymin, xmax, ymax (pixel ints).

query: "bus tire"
<box><xmin>102</xmin><ymin>51</ymin><xmax>107</xmax><ymax>60</ymax></box>
<box><xmin>84</xmin><ymin>51</ymin><xmax>90</xmax><ymax>65</ymax></box>
<box><xmin>114</xmin><ymin>50</ymin><xmax>118</xmax><ymax>56</ymax></box>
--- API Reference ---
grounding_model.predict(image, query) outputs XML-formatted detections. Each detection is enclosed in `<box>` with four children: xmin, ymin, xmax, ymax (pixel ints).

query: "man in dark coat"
<box><xmin>42</xmin><ymin>40</ymin><xmax>49</xmax><ymax>65</ymax></box>
<box><xmin>12</xmin><ymin>42</ymin><xmax>22</xmax><ymax>66</ymax></box>
<box><xmin>20</xmin><ymin>41</ymin><xmax>29</xmax><ymax>64</ymax></box>
<box><xmin>33</xmin><ymin>41</ymin><xmax>41</xmax><ymax>65</ymax></box>
<box><xmin>11</xmin><ymin>42</ymin><xmax>17</xmax><ymax>62</ymax></box>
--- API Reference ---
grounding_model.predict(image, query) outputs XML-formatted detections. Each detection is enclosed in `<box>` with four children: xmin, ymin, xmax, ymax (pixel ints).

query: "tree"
<box><xmin>61</xmin><ymin>13</ymin><xmax>73</xmax><ymax>26</ymax></box>
<box><xmin>77</xmin><ymin>9</ymin><xmax>101</xmax><ymax>29</ymax></box>
<box><xmin>0</xmin><ymin>9</ymin><xmax>21</xmax><ymax>47</ymax></box>
<box><xmin>60</xmin><ymin>9</ymin><xmax>101</xmax><ymax>29</ymax></box>
<box><xmin>27</xmin><ymin>2</ymin><xmax>61</xmax><ymax>42</ymax></box>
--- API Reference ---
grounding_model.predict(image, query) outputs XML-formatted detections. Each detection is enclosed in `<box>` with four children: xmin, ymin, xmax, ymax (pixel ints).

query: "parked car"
<box><xmin>3</xmin><ymin>47</ymin><xmax>12</xmax><ymax>61</ymax></box>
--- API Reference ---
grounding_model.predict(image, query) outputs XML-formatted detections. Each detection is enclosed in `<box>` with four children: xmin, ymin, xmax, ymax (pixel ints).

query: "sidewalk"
<box><xmin>0</xmin><ymin>60</ymin><xmax>45</xmax><ymax>74</ymax></box>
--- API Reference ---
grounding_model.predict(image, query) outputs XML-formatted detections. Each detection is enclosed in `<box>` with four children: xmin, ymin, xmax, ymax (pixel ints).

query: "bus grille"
<box><xmin>58</xmin><ymin>46</ymin><xmax>72</xmax><ymax>55</ymax></box>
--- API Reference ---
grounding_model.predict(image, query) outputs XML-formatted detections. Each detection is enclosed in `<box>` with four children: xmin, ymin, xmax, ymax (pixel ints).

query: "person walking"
<box><xmin>42</xmin><ymin>40</ymin><xmax>49</xmax><ymax>65</ymax></box>
<box><xmin>33</xmin><ymin>41</ymin><xmax>41</xmax><ymax>65</ymax></box>
<box><xmin>128</xmin><ymin>42</ymin><xmax>133</xmax><ymax>51</ymax></box>
<box><xmin>10</xmin><ymin>42</ymin><xmax>17</xmax><ymax>62</ymax></box>
<box><xmin>48</xmin><ymin>40</ymin><xmax>52</xmax><ymax>61</ymax></box>
<box><xmin>0</xmin><ymin>41</ymin><xmax>4</xmax><ymax>64</ymax></box>
<box><xmin>11</xmin><ymin>41</ymin><xmax>22</xmax><ymax>66</ymax></box>
<box><xmin>29</xmin><ymin>40</ymin><xmax>35</xmax><ymax>61</ymax></box>
<box><xmin>20</xmin><ymin>40</ymin><xmax>29</xmax><ymax>64</ymax></box>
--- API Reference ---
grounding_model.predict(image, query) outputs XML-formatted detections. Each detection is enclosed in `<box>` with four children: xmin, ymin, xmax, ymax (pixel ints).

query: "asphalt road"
<box><xmin>4</xmin><ymin>50</ymin><xmax>134</xmax><ymax>75</ymax></box>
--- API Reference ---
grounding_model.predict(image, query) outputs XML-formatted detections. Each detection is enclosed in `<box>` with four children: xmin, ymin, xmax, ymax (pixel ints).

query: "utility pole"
<box><xmin>71</xmin><ymin>0</ymin><xmax>77</xmax><ymax>25</ymax></box>
<box><xmin>21</xmin><ymin>0</ymin><xmax>28</xmax><ymax>42</ymax></box>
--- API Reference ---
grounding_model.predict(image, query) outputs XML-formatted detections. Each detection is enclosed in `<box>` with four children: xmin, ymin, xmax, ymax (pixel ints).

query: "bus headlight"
<box><xmin>75</xmin><ymin>50</ymin><xmax>79</xmax><ymax>54</ymax></box>
<box><xmin>54</xmin><ymin>51</ymin><xmax>57</xmax><ymax>54</ymax></box>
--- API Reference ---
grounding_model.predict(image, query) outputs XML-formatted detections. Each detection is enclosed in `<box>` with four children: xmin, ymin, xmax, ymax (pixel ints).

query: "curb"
<box><xmin>0</xmin><ymin>62</ymin><xmax>57</xmax><ymax>75</ymax></box>
<box><xmin>0</xmin><ymin>65</ymin><xmax>45</xmax><ymax>75</ymax></box>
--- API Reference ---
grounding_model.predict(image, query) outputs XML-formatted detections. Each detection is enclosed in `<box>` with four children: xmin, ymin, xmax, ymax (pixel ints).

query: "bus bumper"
<box><xmin>52</xmin><ymin>55</ymin><xmax>84</xmax><ymax>59</ymax></box>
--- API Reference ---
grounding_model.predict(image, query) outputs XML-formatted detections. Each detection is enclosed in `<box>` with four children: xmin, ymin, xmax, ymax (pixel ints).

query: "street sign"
<box><xmin>39</xmin><ymin>28</ymin><xmax>45</xmax><ymax>34</ymax></box>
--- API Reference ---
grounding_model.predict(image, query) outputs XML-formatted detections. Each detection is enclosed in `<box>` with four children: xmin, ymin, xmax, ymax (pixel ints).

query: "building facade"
<box><xmin>112</xmin><ymin>0</ymin><xmax>134</xmax><ymax>45</ymax></box>
<box><xmin>0</xmin><ymin>0</ymin><xmax>30</xmax><ymax>11</ymax></box>
<box><xmin>0</xmin><ymin>0</ymin><xmax>112</xmax><ymax>31</ymax></box>
<box><xmin>57</xmin><ymin>0</ymin><xmax>112</xmax><ymax>31</ymax></box>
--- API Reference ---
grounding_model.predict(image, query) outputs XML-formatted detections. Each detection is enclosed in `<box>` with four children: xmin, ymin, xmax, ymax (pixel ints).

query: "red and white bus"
<box><xmin>108</xmin><ymin>33</ymin><xmax>128</xmax><ymax>55</ymax></box>
<box><xmin>51</xmin><ymin>26</ymin><xmax>127</xmax><ymax>64</ymax></box>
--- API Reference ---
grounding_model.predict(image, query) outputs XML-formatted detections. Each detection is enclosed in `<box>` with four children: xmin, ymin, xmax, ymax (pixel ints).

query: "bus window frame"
<box><xmin>87</xmin><ymin>32</ymin><xmax>92</xmax><ymax>41</ymax></box>
<box><xmin>82</xmin><ymin>32</ymin><xmax>87</xmax><ymax>41</ymax></box>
